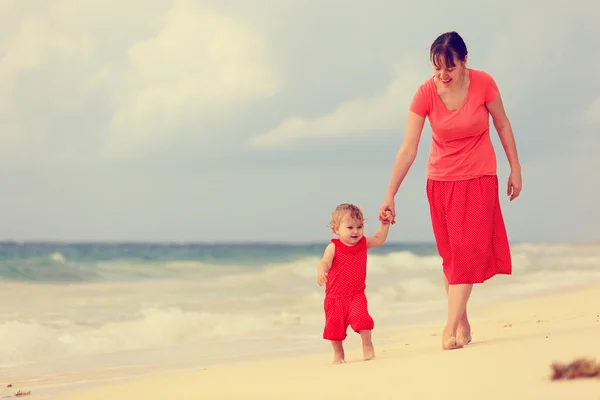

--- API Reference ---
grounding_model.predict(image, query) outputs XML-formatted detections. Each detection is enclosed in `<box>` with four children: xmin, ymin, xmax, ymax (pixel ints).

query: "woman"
<box><xmin>379</xmin><ymin>31</ymin><xmax>522</xmax><ymax>350</ymax></box>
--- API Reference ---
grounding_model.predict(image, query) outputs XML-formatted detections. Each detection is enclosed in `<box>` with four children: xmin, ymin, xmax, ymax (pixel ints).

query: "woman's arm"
<box><xmin>380</xmin><ymin>111</ymin><xmax>426</xmax><ymax>222</ymax></box>
<box><xmin>487</xmin><ymin>94</ymin><xmax>522</xmax><ymax>200</ymax></box>
<box><xmin>384</xmin><ymin>111</ymin><xmax>426</xmax><ymax>200</ymax></box>
<box><xmin>487</xmin><ymin>94</ymin><xmax>520</xmax><ymax>170</ymax></box>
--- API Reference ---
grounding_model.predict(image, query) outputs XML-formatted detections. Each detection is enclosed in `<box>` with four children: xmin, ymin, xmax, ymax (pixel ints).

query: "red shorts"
<box><xmin>426</xmin><ymin>175</ymin><xmax>512</xmax><ymax>285</ymax></box>
<box><xmin>323</xmin><ymin>292</ymin><xmax>374</xmax><ymax>341</ymax></box>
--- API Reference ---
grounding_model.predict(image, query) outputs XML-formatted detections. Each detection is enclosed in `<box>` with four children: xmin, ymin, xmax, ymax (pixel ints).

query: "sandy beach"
<box><xmin>32</xmin><ymin>282</ymin><xmax>600</xmax><ymax>400</ymax></box>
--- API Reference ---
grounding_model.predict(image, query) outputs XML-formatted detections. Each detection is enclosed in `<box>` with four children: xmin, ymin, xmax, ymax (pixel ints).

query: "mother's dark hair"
<box><xmin>430</xmin><ymin>31</ymin><xmax>468</xmax><ymax>69</ymax></box>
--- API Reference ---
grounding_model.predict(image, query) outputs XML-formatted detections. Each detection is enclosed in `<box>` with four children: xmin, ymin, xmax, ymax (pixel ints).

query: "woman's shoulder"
<box><xmin>469</xmin><ymin>68</ymin><xmax>500</xmax><ymax>103</ymax></box>
<box><xmin>409</xmin><ymin>76</ymin><xmax>436</xmax><ymax>116</ymax></box>
<box><xmin>412</xmin><ymin>76</ymin><xmax>437</xmax><ymax>99</ymax></box>
<box><xmin>469</xmin><ymin>68</ymin><xmax>496</xmax><ymax>83</ymax></box>
<box><xmin>416</xmin><ymin>75</ymin><xmax>436</xmax><ymax>90</ymax></box>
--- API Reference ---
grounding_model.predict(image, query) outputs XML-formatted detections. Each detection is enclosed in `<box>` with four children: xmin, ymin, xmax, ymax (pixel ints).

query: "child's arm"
<box><xmin>317</xmin><ymin>243</ymin><xmax>335</xmax><ymax>286</ymax></box>
<box><xmin>366</xmin><ymin>212</ymin><xmax>392</xmax><ymax>249</ymax></box>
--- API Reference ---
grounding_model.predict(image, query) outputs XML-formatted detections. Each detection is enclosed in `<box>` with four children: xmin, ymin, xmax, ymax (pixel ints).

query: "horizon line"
<box><xmin>0</xmin><ymin>239</ymin><xmax>584</xmax><ymax>246</ymax></box>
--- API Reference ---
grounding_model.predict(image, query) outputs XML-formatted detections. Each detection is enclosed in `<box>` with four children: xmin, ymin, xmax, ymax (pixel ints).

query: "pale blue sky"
<box><xmin>0</xmin><ymin>0</ymin><xmax>598</xmax><ymax>243</ymax></box>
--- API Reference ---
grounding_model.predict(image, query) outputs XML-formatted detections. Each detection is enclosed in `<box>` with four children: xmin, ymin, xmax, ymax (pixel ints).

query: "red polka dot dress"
<box><xmin>323</xmin><ymin>236</ymin><xmax>374</xmax><ymax>341</ymax></box>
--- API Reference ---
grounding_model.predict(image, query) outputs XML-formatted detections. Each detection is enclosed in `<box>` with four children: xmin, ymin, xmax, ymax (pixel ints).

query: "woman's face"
<box><xmin>432</xmin><ymin>54</ymin><xmax>467</xmax><ymax>88</ymax></box>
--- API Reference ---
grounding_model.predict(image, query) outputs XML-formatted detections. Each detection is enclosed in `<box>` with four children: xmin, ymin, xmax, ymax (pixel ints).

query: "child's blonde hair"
<box><xmin>328</xmin><ymin>203</ymin><xmax>365</xmax><ymax>233</ymax></box>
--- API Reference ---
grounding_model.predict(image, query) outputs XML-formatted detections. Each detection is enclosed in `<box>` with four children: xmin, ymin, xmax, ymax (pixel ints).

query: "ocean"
<box><xmin>2</xmin><ymin>240</ymin><xmax>600</xmax><ymax>396</ymax></box>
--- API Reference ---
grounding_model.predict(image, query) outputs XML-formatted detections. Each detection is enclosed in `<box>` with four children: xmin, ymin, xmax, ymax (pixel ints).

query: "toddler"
<box><xmin>317</xmin><ymin>203</ymin><xmax>392</xmax><ymax>364</ymax></box>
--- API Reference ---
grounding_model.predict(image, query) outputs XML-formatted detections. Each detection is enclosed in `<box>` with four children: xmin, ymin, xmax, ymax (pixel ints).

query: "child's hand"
<box><xmin>317</xmin><ymin>269</ymin><xmax>328</xmax><ymax>286</ymax></box>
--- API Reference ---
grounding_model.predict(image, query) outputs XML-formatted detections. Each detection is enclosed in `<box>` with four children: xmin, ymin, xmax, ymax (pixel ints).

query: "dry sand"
<box><xmin>34</xmin><ymin>283</ymin><xmax>600</xmax><ymax>399</ymax></box>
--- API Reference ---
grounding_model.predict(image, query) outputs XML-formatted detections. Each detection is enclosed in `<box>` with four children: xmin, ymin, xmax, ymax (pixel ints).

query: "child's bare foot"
<box><xmin>332</xmin><ymin>350</ymin><xmax>346</xmax><ymax>364</ymax></box>
<box><xmin>362</xmin><ymin>342</ymin><xmax>376</xmax><ymax>361</ymax></box>
<box><xmin>442</xmin><ymin>326</ymin><xmax>463</xmax><ymax>350</ymax></box>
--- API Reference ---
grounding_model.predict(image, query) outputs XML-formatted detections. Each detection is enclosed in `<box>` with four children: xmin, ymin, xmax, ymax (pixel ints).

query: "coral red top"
<box><xmin>325</xmin><ymin>236</ymin><xmax>367</xmax><ymax>298</ymax></box>
<box><xmin>409</xmin><ymin>68</ymin><xmax>500</xmax><ymax>181</ymax></box>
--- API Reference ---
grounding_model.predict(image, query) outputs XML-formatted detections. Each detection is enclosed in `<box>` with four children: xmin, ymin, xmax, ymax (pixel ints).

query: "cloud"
<box><xmin>0</xmin><ymin>0</ymin><xmax>280</xmax><ymax>165</ymax></box>
<box><xmin>581</xmin><ymin>97</ymin><xmax>600</xmax><ymax>126</ymax></box>
<box><xmin>247</xmin><ymin>1</ymin><xmax>600</xmax><ymax>152</ymax></box>
<box><xmin>0</xmin><ymin>2</ymin><xmax>103</xmax><ymax>163</ymax></box>
<box><xmin>0</xmin><ymin>0</ymin><xmax>598</xmax><ymax>243</ymax></box>
<box><xmin>247</xmin><ymin>61</ymin><xmax>424</xmax><ymax>149</ymax></box>
<box><xmin>106</xmin><ymin>0</ymin><xmax>280</xmax><ymax>156</ymax></box>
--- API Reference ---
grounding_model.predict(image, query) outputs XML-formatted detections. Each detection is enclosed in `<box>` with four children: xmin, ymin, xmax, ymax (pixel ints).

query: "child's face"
<box><xmin>335</xmin><ymin>214</ymin><xmax>364</xmax><ymax>245</ymax></box>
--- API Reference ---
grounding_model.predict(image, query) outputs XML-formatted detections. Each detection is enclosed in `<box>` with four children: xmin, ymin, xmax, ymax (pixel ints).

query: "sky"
<box><xmin>0</xmin><ymin>0</ymin><xmax>598</xmax><ymax>243</ymax></box>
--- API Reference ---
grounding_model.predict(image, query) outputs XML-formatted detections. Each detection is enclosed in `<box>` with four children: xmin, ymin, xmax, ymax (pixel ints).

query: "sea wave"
<box><xmin>1</xmin><ymin>242</ymin><xmax>600</xmax><ymax>368</ymax></box>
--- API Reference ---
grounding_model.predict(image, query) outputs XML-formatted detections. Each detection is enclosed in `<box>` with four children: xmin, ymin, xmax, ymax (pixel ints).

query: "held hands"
<box><xmin>380</xmin><ymin>210</ymin><xmax>393</xmax><ymax>225</ymax></box>
<box><xmin>508</xmin><ymin>167</ymin><xmax>522</xmax><ymax>201</ymax></box>
<box><xmin>379</xmin><ymin>198</ymin><xmax>396</xmax><ymax>224</ymax></box>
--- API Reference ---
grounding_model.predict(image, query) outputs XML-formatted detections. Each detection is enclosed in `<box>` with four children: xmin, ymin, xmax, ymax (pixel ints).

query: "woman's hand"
<box><xmin>379</xmin><ymin>197</ymin><xmax>396</xmax><ymax>224</ymax></box>
<box><xmin>507</xmin><ymin>167</ymin><xmax>522</xmax><ymax>201</ymax></box>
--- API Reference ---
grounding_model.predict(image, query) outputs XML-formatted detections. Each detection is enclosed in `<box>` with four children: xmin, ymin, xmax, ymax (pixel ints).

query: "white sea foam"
<box><xmin>1</xmin><ymin>242</ymin><xmax>599</xmax><ymax>377</ymax></box>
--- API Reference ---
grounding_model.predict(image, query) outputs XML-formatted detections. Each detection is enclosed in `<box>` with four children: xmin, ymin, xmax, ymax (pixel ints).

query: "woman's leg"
<box><xmin>444</xmin><ymin>275</ymin><xmax>472</xmax><ymax>345</ymax></box>
<box><xmin>427</xmin><ymin>179</ymin><xmax>474</xmax><ymax>349</ymax></box>
<box><xmin>443</xmin><ymin>276</ymin><xmax>472</xmax><ymax>349</ymax></box>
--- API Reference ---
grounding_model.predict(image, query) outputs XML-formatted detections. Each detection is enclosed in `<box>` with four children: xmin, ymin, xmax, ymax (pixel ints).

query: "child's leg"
<box><xmin>359</xmin><ymin>330</ymin><xmax>375</xmax><ymax>360</ymax></box>
<box><xmin>323</xmin><ymin>297</ymin><xmax>349</xmax><ymax>364</ymax></box>
<box><xmin>348</xmin><ymin>293</ymin><xmax>376</xmax><ymax>360</ymax></box>
<box><xmin>331</xmin><ymin>341</ymin><xmax>345</xmax><ymax>364</ymax></box>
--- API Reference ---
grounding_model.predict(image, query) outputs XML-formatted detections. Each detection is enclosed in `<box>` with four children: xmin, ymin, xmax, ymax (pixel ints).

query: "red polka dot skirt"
<box><xmin>426</xmin><ymin>175</ymin><xmax>512</xmax><ymax>285</ymax></box>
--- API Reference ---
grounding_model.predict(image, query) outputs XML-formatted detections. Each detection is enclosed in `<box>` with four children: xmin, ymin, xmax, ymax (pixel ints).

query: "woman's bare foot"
<box><xmin>362</xmin><ymin>342</ymin><xmax>376</xmax><ymax>361</ymax></box>
<box><xmin>442</xmin><ymin>336</ymin><xmax>463</xmax><ymax>350</ymax></box>
<box><xmin>457</xmin><ymin>323</ymin><xmax>472</xmax><ymax>346</ymax></box>
<box><xmin>442</xmin><ymin>326</ymin><xmax>463</xmax><ymax>350</ymax></box>
<box><xmin>457</xmin><ymin>332</ymin><xmax>472</xmax><ymax>346</ymax></box>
